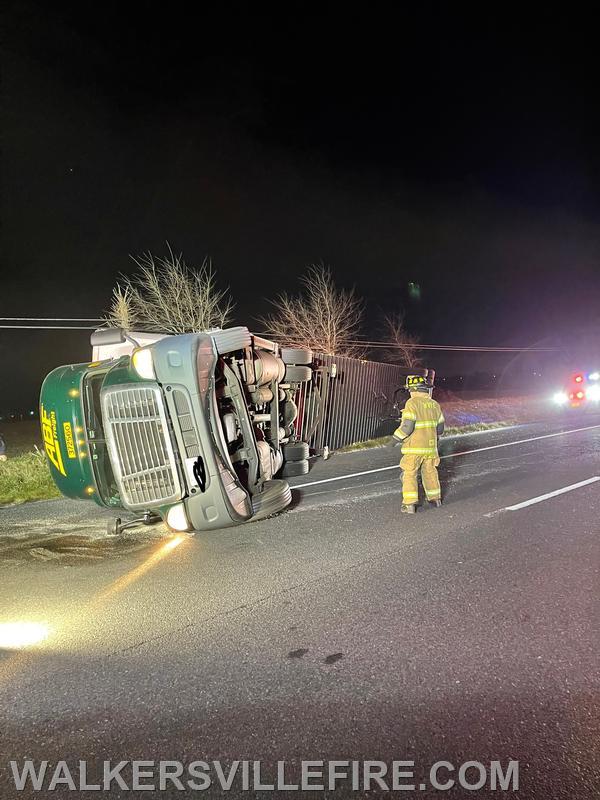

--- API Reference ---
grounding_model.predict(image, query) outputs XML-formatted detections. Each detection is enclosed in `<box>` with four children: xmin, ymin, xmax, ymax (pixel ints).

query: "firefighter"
<box><xmin>391</xmin><ymin>375</ymin><xmax>445</xmax><ymax>513</ymax></box>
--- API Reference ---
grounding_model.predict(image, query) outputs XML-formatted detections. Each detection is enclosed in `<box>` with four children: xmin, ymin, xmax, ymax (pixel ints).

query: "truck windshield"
<box><xmin>83</xmin><ymin>372</ymin><xmax>120</xmax><ymax>506</ymax></box>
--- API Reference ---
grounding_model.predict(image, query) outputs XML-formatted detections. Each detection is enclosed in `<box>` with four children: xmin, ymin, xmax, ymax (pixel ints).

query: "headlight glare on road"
<box><xmin>132</xmin><ymin>348</ymin><xmax>155</xmax><ymax>380</ymax></box>
<box><xmin>0</xmin><ymin>622</ymin><xmax>50</xmax><ymax>650</ymax></box>
<box><xmin>586</xmin><ymin>384</ymin><xmax>600</xmax><ymax>401</ymax></box>
<box><xmin>166</xmin><ymin>503</ymin><xmax>191</xmax><ymax>532</ymax></box>
<box><xmin>552</xmin><ymin>391</ymin><xmax>568</xmax><ymax>405</ymax></box>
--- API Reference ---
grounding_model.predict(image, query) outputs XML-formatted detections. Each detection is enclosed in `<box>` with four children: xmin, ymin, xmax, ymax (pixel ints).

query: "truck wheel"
<box><xmin>251</xmin><ymin>479</ymin><xmax>292</xmax><ymax>521</ymax></box>
<box><xmin>281</xmin><ymin>459</ymin><xmax>309</xmax><ymax>477</ymax></box>
<box><xmin>282</xmin><ymin>441</ymin><xmax>309</xmax><ymax>462</ymax></box>
<box><xmin>281</xmin><ymin>347</ymin><xmax>313</xmax><ymax>365</ymax></box>
<box><xmin>284</xmin><ymin>365</ymin><xmax>311</xmax><ymax>383</ymax></box>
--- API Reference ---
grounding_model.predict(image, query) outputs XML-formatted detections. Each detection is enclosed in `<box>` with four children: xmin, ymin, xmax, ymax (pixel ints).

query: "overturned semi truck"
<box><xmin>39</xmin><ymin>327</ymin><xmax>314</xmax><ymax>534</ymax></box>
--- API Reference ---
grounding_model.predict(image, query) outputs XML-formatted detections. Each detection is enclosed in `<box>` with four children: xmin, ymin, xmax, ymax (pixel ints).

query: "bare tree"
<box><xmin>107</xmin><ymin>285</ymin><xmax>138</xmax><ymax>330</ymax></box>
<box><xmin>105</xmin><ymin>248</ymin><xmax>234</xmax><ymax>333</ymax></box>
<box><xmin>260</xmin><ymin>264</ymin><xmax>364</xmax><ymax>356</ymax></box>
<box><xmin>381</xmin><ymin>312</ymin><xmax>422</xmax><ymax>368</ymax></box>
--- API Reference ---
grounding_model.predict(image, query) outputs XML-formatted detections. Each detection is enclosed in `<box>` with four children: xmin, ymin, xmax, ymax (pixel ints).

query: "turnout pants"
<box><xmin>400</xmin><ymin>454</ymin><xmax>441</xmax><ymax>505</ymax></box>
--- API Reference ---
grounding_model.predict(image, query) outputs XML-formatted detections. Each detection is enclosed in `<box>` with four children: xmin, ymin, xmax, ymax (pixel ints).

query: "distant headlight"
<box><xmin>166</xmin><ymin>503</ymin><xmax>191</xmax><ymax>532</ymax></box>
<box><xmin>132</xmin><ymin>348</ymin><xmax>155</xmax><ymax>380</ymax></box>
<box><xmin>587</xmin><ymin>384</ymin><xmax>600</xmax><ymax>401</ymax></box>
<box><xmin>589</xmin><ymin>372</ymin><xmax>600</xmax><ymax>381</ymax></box>
<box><xmin>553</xmin><ymin>391</ymin><xmax>568</xmax><ymax>405</ymax></box>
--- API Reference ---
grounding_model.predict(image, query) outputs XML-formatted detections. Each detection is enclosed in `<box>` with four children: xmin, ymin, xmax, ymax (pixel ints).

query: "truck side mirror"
<box><xmin>90</xmin><ymin>328</ymin><xmax>127</xmax><ymax>347</ymax></box>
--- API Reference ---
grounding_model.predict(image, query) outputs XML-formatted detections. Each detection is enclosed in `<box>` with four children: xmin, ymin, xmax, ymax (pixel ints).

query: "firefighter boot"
<box><xmin>401</xmin><ymin>503</ymin><xmax>416</xmax><ymax>514</ymax></box>
<box><xmin>430</xmin><ymin>498</ymin><xmax>442</xmax><ymax>508</ymax></box>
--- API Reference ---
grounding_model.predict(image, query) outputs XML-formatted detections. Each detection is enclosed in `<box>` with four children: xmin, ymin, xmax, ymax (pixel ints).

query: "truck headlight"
<box><xmin>553</xmin><ymin>391</ymin><xmax>568</xmax><ymax>405</ymax></box>
<box><xmin>132</xmin><ymin>348</ymin><xmax>155</xmax><ymax>380</ymax></box>
<box><xmin>587</xmin><ymin>384</ymin><xmax>600</xmax><ymax>402</ymax></box>
<box><xmin>166</xmin><ymin>503</ymin><xmax>191</xmax><ymax>532</ymax></box>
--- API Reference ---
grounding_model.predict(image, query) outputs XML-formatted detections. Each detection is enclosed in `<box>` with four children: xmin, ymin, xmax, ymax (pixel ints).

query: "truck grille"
<box><xmin>102</xmin><ymin>385</ymin><xmax>181</xmax><ymax>509</ymax></box>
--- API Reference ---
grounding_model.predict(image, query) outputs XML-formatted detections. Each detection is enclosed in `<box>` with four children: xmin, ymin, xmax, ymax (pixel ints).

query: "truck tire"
<box><xmin>251</xmin><ymin>479</ymin><xmax>292</xmax><ymax>521</ymax></box>
<box><xmin>284</xmin><ymin>365</ymin><xmax>311</xmax><ymax>383</ymax></box>
<box><xmin>212</xmin><ymin>327</ymin><xmax>252</xmax><ymax>354</ymax></box>
<box><xmin>282</xmin><ymin>441</ymin><xmax>309</xmax><ymax>462</ymax></box>
<box><xmin>281</xmin><ymin>347</ymin><xmax>313</xmax><ymax>365</ymax></box>
<box><xmin>281</xmin><ymin>459</ymin><xmax>309</xmax><ymax>477</ymax></box>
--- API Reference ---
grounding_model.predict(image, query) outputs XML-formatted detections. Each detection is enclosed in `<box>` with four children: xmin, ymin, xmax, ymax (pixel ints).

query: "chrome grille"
<box><xmin>102</xmin><ymin>385</ymin><xmax>181</xmax><ymax>509</ymax></box>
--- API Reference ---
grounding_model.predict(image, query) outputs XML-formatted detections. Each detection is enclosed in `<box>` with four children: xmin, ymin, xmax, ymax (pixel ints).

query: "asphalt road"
<box><xmin>1</xmin><ymin>417</ymin><xmax>599</xmax><ymax>798</ymax></box>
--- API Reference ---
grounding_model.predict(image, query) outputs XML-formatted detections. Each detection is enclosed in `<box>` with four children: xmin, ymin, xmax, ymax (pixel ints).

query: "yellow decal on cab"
<box><xmin>63</xmin><ymin>422</ymin><xmax>77</xmax><ymax>459</ymax></box>
<box><xmin>41</xmin><ymin>405</ymin><xmax>66</xmax><ymax>476</ymax></box>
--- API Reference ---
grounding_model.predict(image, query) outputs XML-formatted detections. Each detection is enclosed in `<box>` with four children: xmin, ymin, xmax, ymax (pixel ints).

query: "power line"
<box><xmin>0</xmin><ymin>324</ymin><xmax>560</xmax><ymax>351</ymax></box>
<box><xmin>0</xmin><ymin>325</ymin><xmax>97</xmax><ymax>330</ymax></box>
<box><xmin>0</xmin><ymin>317</ymin><xmax>103</xmax><ymax>321</ymax></box>
<box><xmin>350</xmin><ymin>341</ymin><xmax>559</xmax><ymax>352</ymax></box>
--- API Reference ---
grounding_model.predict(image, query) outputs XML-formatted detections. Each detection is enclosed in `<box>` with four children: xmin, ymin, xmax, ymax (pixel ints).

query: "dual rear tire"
<box><xmin>280</xmin><ymin>348</ymin><xmax>312</xmax><ymax>477</ymax></box>
<box><xmin>280</xmin><ymin>348</ymin><xmax>312</xmax><ymax>365</ymax></box>
<box><xmin>281</xmin><ymin>348</ymin><xmax>313</xmax><ymax>384</ymax></box>
<box><xmin>280</xmin><ymin>440</ymin><xmax>310</xmax><ymax>477</ymax></box>
<box><xmin>280</xmin><ymin>459</ymin><xmax>309</xmax><ymax>477</ymax></box>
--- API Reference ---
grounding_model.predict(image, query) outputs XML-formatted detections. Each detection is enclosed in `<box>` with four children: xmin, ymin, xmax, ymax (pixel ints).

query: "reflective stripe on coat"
<box><xmin>393</xmin><ymin>393</ymin><xmax>445</xmax><ymax>456</ymax></box>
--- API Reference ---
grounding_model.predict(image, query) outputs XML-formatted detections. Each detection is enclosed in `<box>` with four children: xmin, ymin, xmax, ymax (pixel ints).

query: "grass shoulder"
<box><xmin>0</xmin><ymin>449</ymin><xmax>61</xmax><ymax>505</ymax></box>
<box><xmin>338</xmin><ymin>421</ymin><xmax>514</xmax><ymax>453</ymax></box>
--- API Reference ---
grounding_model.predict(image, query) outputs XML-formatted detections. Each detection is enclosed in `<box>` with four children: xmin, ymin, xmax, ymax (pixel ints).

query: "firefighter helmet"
<box><xmin>405</xmin><ymin>375</ymin><xmax>429</xmax><ymax>391</ymax></box>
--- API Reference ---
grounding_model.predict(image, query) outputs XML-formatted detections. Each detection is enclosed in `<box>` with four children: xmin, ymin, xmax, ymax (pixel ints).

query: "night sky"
<box><xmin>3</xmin><ymin>5</ymin><xmax>600</xmax><ymax>409</ymax></box>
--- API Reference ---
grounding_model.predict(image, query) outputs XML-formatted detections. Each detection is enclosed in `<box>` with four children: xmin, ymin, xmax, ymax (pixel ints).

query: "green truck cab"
<box><xmin>40</xmin><ymin>327</ymin><xmax>313</xmax><ymax>533</ymax></box>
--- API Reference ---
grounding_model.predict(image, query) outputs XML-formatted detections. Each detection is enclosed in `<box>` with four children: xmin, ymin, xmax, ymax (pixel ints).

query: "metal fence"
<box><xmin>294</xmin><ymin>355</ymin><xmax>429</xmax><ymax>454</ymax></box>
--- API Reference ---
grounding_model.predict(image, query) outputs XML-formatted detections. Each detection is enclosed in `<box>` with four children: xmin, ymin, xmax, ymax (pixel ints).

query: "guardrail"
<box><xmin>295</xmin><ymin>355</ymin><xmax>431</xmax><ymax>454</ymax></box>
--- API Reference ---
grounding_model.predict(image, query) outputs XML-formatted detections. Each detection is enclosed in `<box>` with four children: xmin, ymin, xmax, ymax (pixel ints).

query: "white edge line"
<box><xmin>483</xmin><ymin>475</ymin><xmax>600</xmax><ymax>517</ymax></box>
<box><xmin>504</xmin><ymin>476</ymin><xmax>600</xmax><ymax>511</ymax></box>
<box><xmin>294</xmin><ymin>464</ymin><xmax>397</xmax><ymax>489</ymax></box>
<box><xmin>293</xmin><ymin>424</ymin><xmax>600</xmax><ymax>490</ymax></box>
<box><xmin>440</xmin><ymin>423</ymin><xmax>600</xmax><ymax>460</ymax></box>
